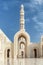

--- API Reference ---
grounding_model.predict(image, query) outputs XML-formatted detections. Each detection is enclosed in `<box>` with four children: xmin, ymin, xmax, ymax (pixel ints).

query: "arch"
<box><xmin>34</xmin><ymin>49</ymin><xmax>37</xmax><ymax>58</ymax></box>
<box><xmin>15</xmin><ymin>31</ymin><xmax>30</xmax><ymax>44</ymax></box>
<box><xmin>18</xmin><ymin>35</ymin><xmax>26</xmax><ymax>40</ymax></box>
<box><xmin>14</xmin><ymin>31</ymin><xmax>30</xmax><ymax>58</ymax></box>
<box><xmin>20</xmin><ymin>42</ymin><xmax>25</xmax><ymax>49</ymax></box>
<box><xmin>18</xmin><ymin>36</ymin><xmax>26</xmax><ymax>58</ymax></box>
<box><xmin>7</xmin><ymin>49</ymin><xmax>10</xmax><ymax>58</ymax></box>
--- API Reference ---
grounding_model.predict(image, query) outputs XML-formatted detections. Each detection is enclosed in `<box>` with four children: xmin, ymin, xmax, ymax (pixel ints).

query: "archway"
<box><xmin>34</xmin><ymin>49</ymin><xmax>37</xmax><ymax>58</ymax></box>
<box><xmin>18</xmin><ymin>36</ymin><xmax>26</xmax><ymax>58</ymax></box>
<box><xmin>7</xmin><ymin>49</ymin><xmax>10</xmax><ymax>58</ymax></box>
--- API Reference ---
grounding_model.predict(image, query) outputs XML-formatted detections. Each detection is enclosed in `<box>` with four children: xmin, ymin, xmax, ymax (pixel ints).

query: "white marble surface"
<box><xmin>0</xmin><ymin>59</ymin><xmax>43</xmax><ymax>65</ymax></box>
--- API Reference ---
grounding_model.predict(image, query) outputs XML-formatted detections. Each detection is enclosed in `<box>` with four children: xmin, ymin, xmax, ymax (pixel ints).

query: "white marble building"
<box><xmin>0</xmin><ymin>4</ymin><xmax>43</xmax><ymax>60</ymax></box>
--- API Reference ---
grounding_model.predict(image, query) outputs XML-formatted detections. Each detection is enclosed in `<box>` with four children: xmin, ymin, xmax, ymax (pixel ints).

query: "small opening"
<box><xmin>7</xmin><ymin>49</ymin><xmax>10</xmax><ymax>58</ymax></box>
<box><xmin>34</xmin><ymin>49</ymin><xmax>37</xmax><ymax>58</ymax></box>
<box><xmin>21</xmin><ymin>51</ymin><xmax>24</xmax><ymax>58</ymax></box>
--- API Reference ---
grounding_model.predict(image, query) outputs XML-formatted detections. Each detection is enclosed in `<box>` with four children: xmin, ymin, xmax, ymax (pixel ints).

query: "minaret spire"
<box><xmin>20</xmin><ymin>4</ymin><xmax>25</xmax><ymax>31</ymax></box>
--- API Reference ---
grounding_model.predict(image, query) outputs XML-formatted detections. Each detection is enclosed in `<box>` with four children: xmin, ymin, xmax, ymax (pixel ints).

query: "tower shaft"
<box><xmin>20</xmin><ymin>5</ymin><xmax>25</xmax><ymax>31</ymax></box>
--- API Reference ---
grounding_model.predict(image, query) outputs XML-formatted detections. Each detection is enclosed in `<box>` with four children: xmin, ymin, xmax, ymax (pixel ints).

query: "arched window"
<box><xmin>18</xmin><ymin>36</ymin><xmax>26</xmax><ymax>44</ymax></box>
<box><xmin>20</xmin><ymin>43</ymin><xmax>25</xmax><ymax>49</ymax></box>
<box><xmin>34</xmin><ymin>49</ymin><xmax>37</xmax><ymax>58</ymax></box>
<box><xmin>21</xmin><ymin>51</ymin><xmax>24</xmax><ymax>58</ymax></box>
<box><xmin>7</xmin><ymin>49</ymin><xmax>10</xmax><ymax>58</ymax></box>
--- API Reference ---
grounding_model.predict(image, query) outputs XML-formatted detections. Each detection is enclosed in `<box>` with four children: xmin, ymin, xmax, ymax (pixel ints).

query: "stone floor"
<box><xmin>0</xmin><ymin>58</ymin><xmax>43</xmax><ymax>65</ymax></box>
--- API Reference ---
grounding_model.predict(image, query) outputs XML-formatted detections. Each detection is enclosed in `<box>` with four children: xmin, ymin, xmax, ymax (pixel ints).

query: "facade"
<box><xmin>0</xmin><ymin>4</ymin><xmax>43</xmax><ymax>60</ymax></box>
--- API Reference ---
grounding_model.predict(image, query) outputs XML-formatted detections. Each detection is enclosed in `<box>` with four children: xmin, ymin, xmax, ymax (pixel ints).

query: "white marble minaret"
<box><xmin>20</xmin><ymin>4</ymin><xmax>25</xmax><ymax>30</ymax></box>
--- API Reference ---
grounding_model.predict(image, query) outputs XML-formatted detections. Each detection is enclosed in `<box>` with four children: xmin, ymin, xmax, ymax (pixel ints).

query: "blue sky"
<box><xmin>0</xmin><ymin>0</ymin><xmax>43</xmax><ymax>43</ymax></box>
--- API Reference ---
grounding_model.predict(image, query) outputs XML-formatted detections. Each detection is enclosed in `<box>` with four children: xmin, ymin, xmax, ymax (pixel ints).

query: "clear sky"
<box><xmin>0</xmin><ymin>0</ymin><xmax>43</xmax><ymax>43</ymax></box>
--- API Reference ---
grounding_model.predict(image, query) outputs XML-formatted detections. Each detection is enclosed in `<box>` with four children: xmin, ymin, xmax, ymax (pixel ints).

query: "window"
<box><xmin>20</xmin><ymin>43</ymin><xmax>25</xmax><ymax>49</ymax></box>
<box><xmin>34</xmin><ymin>49</ymin><xmax>37</xmax><ymax>58</ymax></box>
<box><xmin>7</xmin><ymin>49</ymin><xmax>10</xmax><ymax>58</ymax></box>
<box><xmin>18</xmin><ymin>36</ymin><xmax>26</xmax><ymax>44</ymax></box>
<box><xmin>21</xmin><ymin>51</ymin><xmax>24</xmax><ymax>58</ymax></box>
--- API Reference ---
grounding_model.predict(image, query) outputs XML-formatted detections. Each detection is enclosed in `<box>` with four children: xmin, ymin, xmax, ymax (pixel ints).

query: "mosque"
<box><xmin>0</xmin><ymin>4</ymin><xmax>43</xmax><ymax>60</ymax></box>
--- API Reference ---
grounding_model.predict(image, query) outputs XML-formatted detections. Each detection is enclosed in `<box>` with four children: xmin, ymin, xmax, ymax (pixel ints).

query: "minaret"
<box><xmin>20</xmin><ymin>4</ymin><xmax>25</xmax><ymax>31</ymax></box>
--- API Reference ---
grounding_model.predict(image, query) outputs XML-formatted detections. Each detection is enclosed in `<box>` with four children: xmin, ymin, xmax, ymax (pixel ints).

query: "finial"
<box><xmin>21</xmin><ymin>4</ymin><xmax>24</xmax><ymax>8</ymax></box>
<box><xmin>20</xmin><ymin>4</ymin><xmax>24</xmax><ymax>14</ymax></box>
